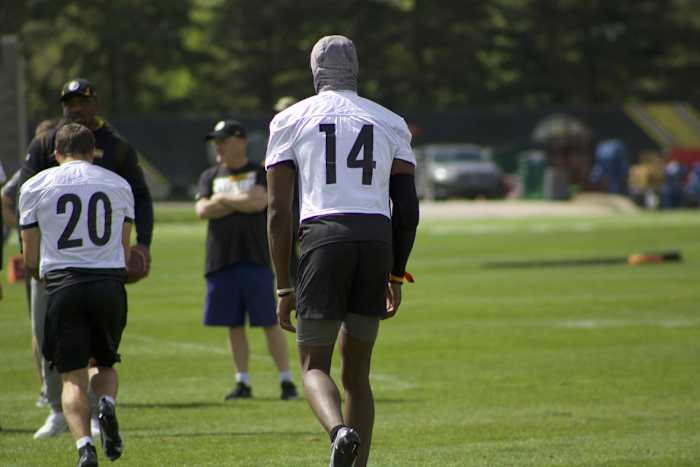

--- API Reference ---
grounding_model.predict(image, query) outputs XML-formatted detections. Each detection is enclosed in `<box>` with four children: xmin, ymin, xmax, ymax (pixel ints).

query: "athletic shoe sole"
<box><xmin>98</xmin><ymin>400</ymin><xmax>123</xmax><ymax>461</ymax></box>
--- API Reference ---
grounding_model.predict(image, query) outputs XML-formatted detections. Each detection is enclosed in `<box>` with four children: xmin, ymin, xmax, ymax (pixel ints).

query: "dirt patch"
<box><xmin>420</xmin><ymin>193</ymin><xmax>640</xmax><ymax>220</ymax></box>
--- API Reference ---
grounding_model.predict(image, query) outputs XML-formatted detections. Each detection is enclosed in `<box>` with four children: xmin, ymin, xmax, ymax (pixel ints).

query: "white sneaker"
<box><xmin>33</xmin><ymin>411</ymin><xmax>68</xmax><ymax>439</ymax></box>
<box><xmin>90</xmin><ymin>415</ymin><xmax>101</xmax><ymax>438</ymax></box>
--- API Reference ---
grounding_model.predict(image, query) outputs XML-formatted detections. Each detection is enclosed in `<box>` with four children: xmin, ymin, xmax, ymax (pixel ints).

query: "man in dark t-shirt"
<box><xmin>195</xmin><ymin>120</ymin><xmax>298</xmax><ymax>401</ymax></box>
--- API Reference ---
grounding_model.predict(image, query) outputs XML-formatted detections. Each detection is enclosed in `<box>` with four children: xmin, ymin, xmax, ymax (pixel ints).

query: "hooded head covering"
<box><xmin>310</xmin><ymin>35</ymin><xmax>359</xmax><ymax>93</ymax></box>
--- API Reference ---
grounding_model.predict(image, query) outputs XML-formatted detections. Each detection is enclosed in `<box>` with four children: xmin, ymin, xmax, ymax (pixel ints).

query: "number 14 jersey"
<box><xmin>265</xmin><ymin>90</ymin><xmax>416</xmax><ymax>222</ymax></box>
<box><xmin>19</xmin><ymin>160</ymin><xmax>134</xmax><ymax>278</ymax></box>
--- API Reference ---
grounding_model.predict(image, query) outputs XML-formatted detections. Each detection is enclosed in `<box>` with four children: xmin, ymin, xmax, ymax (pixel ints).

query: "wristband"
<box><xmin>388</xmin><ymin>274</ymin><xmax>405</xmax><ymax>284</ymax></box>
<box><xmin>389</xmin><ymin>272</ymin><xmax>415</xmax><ymax>284</ymax></box>
<box><xmin>276</xmin><ymin>287</ymin><xmax>295</xmax><ymax>297</ymax></box>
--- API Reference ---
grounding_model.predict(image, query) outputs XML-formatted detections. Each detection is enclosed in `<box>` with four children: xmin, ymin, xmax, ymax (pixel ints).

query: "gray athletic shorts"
<box><xmin>296</xmin><ymin>314</ymin><xmax>380</xmax><ymax>347</ymax></box>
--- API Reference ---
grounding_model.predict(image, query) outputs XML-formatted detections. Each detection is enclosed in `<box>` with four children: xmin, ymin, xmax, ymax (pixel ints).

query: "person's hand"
<box><xmin>126</xmin><ymin>244</ymin><xmax>151</xmax><ymax>283</ymax></box>
<box><xmin>276</xmin><ymin>293</ymin><xmax>296</xmax><ymax>333</ymax></box>
<box><xmin>385</xmin><ymin>282</ymin><xmax>402</xmax><ymax>318</ymax></box>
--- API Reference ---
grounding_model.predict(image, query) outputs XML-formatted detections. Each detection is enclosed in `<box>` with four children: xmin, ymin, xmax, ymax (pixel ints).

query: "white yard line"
<box><xmin>124</xmin><ymin>334</ymin><xmax>417</xmax><ymax>390</ymax></box>
<box><xmin>125</xmin><ymin>334</ymin><xmax>267</xmax><ymax>361</ymax></box>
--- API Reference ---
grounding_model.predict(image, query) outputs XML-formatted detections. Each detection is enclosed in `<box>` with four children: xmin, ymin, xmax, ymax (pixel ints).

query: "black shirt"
<box><xmin>17</xmin><ymin>119</ymin><xmax>154</xmax><ymax>246</ymax></box>
<box><xmin>197</xmin><ymin>162</ymin><xmax>270</xmax><ymax>275</ymax></box>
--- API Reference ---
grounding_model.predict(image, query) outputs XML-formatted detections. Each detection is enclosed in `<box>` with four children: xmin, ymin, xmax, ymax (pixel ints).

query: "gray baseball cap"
<box><xmin>310</xmin><ymin>35</ymin><xmax>358</xmax><ymax>93</ymax></box>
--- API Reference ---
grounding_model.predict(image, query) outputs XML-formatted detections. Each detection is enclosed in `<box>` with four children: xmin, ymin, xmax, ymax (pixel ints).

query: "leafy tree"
<box><xmin>3</xmin><ymin>0</ymin><xmax>699</xmax><ymax>119</ymax></box>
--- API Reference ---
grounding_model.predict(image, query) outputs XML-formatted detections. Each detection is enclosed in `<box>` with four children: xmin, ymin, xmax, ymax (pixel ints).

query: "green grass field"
<box><xmin>1</xmin><ymin>205</ymin><xmax>699</xmax><ymax>466</ymax></box>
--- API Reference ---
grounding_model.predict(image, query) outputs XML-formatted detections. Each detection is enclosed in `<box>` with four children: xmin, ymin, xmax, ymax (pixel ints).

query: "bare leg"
<box><xmin>32</xmin><ymin>335</ymin><xmax>43</xmax><ymax>388</ymax></box>
<box><xmin>263</xmin><ymin>325</ymin><xmax>290</xmax><ymax>372</ymax></box>
<box><xmin>228</xmin><ymin>326</ymin><xmax>249</xmax><ymax>373</ymax></box>
<box><xmin>298</xmin><ymin>344</ymin><xmax>344</xmax><ymax>433</ymax></box>
<box><xmin>90</xmin><ymin>366</ymin><xmax>118</xmax><ymax>400</ymax></box>
<box><xmin>339</xmin><ymin>332</ymin><xmax>375</xmax><ymax>467</ymax></box>
<box><xmin>61</xmin><ymin>368</ymin><xmax>90</xmax><ymax>440</ymax></box>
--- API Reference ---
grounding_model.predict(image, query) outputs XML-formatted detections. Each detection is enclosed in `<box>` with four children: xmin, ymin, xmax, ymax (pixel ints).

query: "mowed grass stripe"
<box><xmin>0</xmin><ymin>208</ymin><xmax>698</xmax><ymax>466</ymax></box>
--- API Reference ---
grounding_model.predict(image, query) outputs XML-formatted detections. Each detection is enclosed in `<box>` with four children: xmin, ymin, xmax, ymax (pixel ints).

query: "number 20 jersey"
<box><xmin>265</xmin><ymin>90</ymin><xmax>416</xmax><ymax>222</ymax></box>
<box><xmin>19</xmin><ymin>160</ymin><xmax>135</xmax><ymax>278</ymax></box>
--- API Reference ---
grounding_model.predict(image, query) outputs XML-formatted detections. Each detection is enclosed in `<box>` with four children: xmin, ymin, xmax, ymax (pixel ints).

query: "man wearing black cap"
<box><xmin>195</xmin><ymin>120</ymin><xmax>298</xmax><ymax>402</ymax></box>
<box><xmin>15</xmin><ymin>78</ymin><xmax>154</xmax><ymax>441</ymax></box>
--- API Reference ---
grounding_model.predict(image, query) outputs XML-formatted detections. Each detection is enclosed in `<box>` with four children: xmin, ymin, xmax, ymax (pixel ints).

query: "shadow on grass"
<box><xmin>375</xmin><ymin>398</ymin><xmax>420</xmax><ymax>404</ymax></box>
<box><xmin>120</xmin><ymin>398</ymin><xmax>418</xmax><ymax>410</ymax></box>
<box><xmin>128</xmin><ymin>430</ymin><xmax>318</xmax><ymax>439</ymax></box>
<box><xmin>120</xmin><ymin>397</ymin><xmax>310</xmax><ymax>409</ymax></box>
<box><xmin>121</xmin><ymin>401</ymin><xmax>225</xmax><ymax>410</ymax></box>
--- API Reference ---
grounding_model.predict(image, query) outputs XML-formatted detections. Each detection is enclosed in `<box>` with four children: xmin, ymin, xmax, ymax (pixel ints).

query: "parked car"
<box><xmin>415</xmin><ymin>143</ymin><xmax>506</xmax><ymax>200</ymax></box>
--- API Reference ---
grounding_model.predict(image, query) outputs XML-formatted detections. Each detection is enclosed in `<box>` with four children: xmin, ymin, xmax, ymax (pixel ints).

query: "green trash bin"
<box><xmin>518</xmin><ymin>150</ymin><xmax>545</xmax><ymax>199</ymax></box>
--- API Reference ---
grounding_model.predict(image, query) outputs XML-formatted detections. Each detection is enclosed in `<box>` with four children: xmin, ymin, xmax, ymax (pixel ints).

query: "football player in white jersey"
<box><xmin>19</xmin><ymin>123</ymin><xmax>134</xmax><ymax>467</ymax></box>
<box><xmin>266</xmin><ymin>36</ymin><xmax>419</xmax><ymax>467</ymax></box>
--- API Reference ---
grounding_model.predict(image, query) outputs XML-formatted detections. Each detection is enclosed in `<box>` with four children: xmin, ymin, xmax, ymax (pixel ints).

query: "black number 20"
<box><xmin>57</xmin><ymin>192</ymin><xmax>112</xmax><ymax>250</ymax></box>
<box><xmin>319</xmin><ymin>124</ymin><xmax>375</xmax><ymax>185</ymax></box>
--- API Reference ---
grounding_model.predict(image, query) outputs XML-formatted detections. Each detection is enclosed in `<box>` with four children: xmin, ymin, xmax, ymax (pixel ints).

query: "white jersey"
<box><xmin>19</xmin><ymin>160</ymin><xmax>135</xmax><ymax>278</ymax></box>
<box><xmin>265</xmin><ymin>90</ymin><xmax>415</xmax><ymax>221</ymax></box>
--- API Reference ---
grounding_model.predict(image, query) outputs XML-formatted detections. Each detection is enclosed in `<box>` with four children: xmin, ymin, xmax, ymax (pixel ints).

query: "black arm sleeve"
<box><xmin>118</xmin><ymin>145</ymin><xmax>154</xmax><ymax>246</ymax></box>
<box><xmin>389</xmin><ymin>173</ymin><xmax>419</xmax><ymax>277</ymax></box>
<box><xmin>17</xmin><ymin>136</ymin><xmax>51</xmax><ymax>189</ymax></box>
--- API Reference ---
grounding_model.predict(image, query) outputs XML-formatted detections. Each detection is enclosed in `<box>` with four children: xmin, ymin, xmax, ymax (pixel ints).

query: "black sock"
<box><xmin>329</xmin><ymin>424</ymin><xmax>344</xmax><ymax>443</ymax></box>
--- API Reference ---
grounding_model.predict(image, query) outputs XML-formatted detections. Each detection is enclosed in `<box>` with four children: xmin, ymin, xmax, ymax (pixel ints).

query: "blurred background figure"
<box><xmin>684</xmin><ymin>163</ymin><xmax>700</xmax><ymax>207</ymax></box>
<box><xmin>0</xmin><ymin>159</ymin><xmax>5</xmax><ymax>302</ymax></box>
<box><xmin>660</xmin><ymin>160</ymin><xmax>685</xmax><ymax>209</ymax></box>
<box><xmin>590</xmin><ymin>139</ymin><xmax>630</xmax><ymax>195</ymax></box>
<box><xmin>532</xmin><ymin>113</ymin><xmax>592</xmax><ymax>200</ymax></box>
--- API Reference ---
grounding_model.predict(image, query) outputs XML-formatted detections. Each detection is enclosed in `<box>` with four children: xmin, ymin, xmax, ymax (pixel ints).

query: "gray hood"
<box><xmin>310</xmin><ymin>35</ymin><xmax>358</xmax><ymax>93</ymax></box>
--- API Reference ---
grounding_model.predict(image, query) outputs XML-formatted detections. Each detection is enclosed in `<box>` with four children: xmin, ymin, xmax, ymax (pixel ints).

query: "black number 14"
<box><xmin>319</xmin><ymin>124</ymin><xmax>375</xmax><ymax>185</ymax></box>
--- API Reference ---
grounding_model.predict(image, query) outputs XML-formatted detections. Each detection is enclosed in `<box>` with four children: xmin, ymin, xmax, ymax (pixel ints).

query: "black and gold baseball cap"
<box><xmin>60</xmin><ymin>78</ymin><xmax>97</xmax><ymax>102</ymax></box>
<box><xmin>205</xmin><ymin>120</ymin><xmax>247</xmax><ymax>140</ymax></box>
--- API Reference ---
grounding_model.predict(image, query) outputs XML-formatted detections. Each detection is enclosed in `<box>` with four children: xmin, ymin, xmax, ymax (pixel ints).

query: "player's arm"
<box><xmin>17</xmin><ymin>136</ymin><xmax>51</xmax><ymax>193</ymax></box>
<box><xmin>386</xmin><ymin>159</ymin><xmax>419</xmax><ymax>317</ymax></box>
<box><xmin>212</xmin><ymin>184</ymin><xmax>267</xmax><ymax>213</ymax></box>
<box><xmin>20</xmin><ymin>226</ymin><xmax>41</xmax><ymax>280</ymax></box>
<box><xmin>267</xmin><ymin>162</ymin><xmax>296</xmax><ymax>332</ymax></box>
<box><xmin>1</xmin><ymin>174</ymin><xmax>19</xmax><ymax>228</ymax></box>
<box><xmin>122</xmin><ymin>220</ymin><xmax>132</xmax><ymax>265</ymax></box>
<box><xmin>117</xmin><ymin>145</ymin><xmax>154</xmax><ymax>248</ymax></box>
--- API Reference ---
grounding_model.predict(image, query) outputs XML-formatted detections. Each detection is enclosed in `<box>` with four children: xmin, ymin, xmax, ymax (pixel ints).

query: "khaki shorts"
<box><xmin>296</xmin><ymin>313</ymin><xmax>380</xmax><ymax>347</ymax></box>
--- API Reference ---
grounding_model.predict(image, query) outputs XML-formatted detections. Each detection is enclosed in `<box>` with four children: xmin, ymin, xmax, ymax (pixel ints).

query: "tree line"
<box><xmin>2</xmin><ymin>0</ymin><xmax>698</xmax><ymax>121</ymax></box>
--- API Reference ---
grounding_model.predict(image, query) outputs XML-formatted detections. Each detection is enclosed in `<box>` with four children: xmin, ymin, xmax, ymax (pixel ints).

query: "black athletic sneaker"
<box><xmin>97</xmin><ymin>398</ymin><xmax>123</xmax><ymax>461</ymax></box>
<box><xmin>280</xmin><ymin>381</ymin><xmax>299</xmax><ymax>400</ymax></box>
<box><xmin>77</xmin><ymin>443</ymin><xmax>98</xmax><ymax>467</ymax></box>
<box><xmin>224</xmin><ymin>382</ymin><xmax>252</xmax><ymax>400</ymax></box>
<box><xmin>329</xmin><ymin>426</ymin><xmax>360</xmax><ymax>467</ymax></box>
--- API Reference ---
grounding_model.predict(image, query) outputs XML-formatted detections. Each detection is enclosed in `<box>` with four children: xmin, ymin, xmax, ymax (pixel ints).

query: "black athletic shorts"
<box><xmin>296</xmin><ymin>241</ymin><xmax>392</xmax><ymax>320</ymax></box>
<box><xmin>43</xmin><ymin>279</ymin><xmax>127</xmax><ymax>373</ymax></box>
